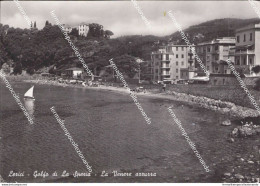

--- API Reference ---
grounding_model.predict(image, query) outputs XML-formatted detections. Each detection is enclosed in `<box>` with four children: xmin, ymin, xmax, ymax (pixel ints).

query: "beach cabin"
<box><xmin>65</xmin><ymin>67</ymin><xmax>84</xmax><ymax>79</ymax></box>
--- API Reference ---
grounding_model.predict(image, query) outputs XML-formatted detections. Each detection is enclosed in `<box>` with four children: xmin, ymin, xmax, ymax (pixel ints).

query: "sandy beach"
<box><xmin>24</xmin><ymin>79</ymin><xmax>260</xmax><ymax>119</ymax></box>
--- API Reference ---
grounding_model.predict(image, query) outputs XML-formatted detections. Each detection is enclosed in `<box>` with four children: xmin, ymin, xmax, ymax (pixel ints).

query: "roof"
<box><xmin>79</xmin><ymin>22</ymin><xmax>89</xmax><ymax>26</ymax></box>
<box><xmin>65</xmin><ymin>67</ymin><xmax>84</xmax><ymax>71</ymax></box>
<box><xmin>197</xmin><ymin>37</ymin><xmax>235</xmax><ymax>46</ymax></box>
<box><xmin>236</xmin><ymin>24</ymin><xmax>260</xmax><ymax>33</ymax></box>
<box><xmin>190</xmin><ymin>76</ymin><xmax>209</xmax><ymax>81</ymax></box>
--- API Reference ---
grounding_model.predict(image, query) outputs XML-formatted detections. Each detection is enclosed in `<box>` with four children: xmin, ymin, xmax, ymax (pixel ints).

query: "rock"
<box><xmin>231</xmin><ymin>123</ymin><xmax>260</xmax><ymax>137</ymax></box>
<box><xmin>224</xmin><ymin>173</ymin><xmax>231</xmax><ymax>177</ymax></box>
<box><xmin>229</xmin><ymin>138</ymin><xmax>235</xmax><ymax>143</ymax></box>
<box><xmin>248</xmin><ymin>160</ymin><xmax>254</xmax><ymax>164</ymax></box>
<box><xmin>231</xmin><ymin>128</ymin><xmax>239</xmax><ymax>137</ymax></box>
<box><xmin>222</xmin><ymin>120</ymin><xmax>231</xmax><ymax>126</ymax></box>
<box><xmin>235</xmin><ymin>174</ymin><xmax>244</xmax><ymax>179</ymax></box>
<box><xmin>240</xmin><ymin>158</ymin><xmax>245</xmax><ymax>162</ymax></box>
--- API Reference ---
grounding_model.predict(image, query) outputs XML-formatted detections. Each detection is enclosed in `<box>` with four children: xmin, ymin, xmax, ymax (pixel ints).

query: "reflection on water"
<box><xmin>24</xmin><ymin>98</ymin><xmax>35</xmax><ymax>121</ymax></box>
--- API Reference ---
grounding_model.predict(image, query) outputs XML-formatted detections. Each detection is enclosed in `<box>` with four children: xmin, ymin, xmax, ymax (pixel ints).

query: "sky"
<box><xmin>1</xmin><ymin>1</ymin><xmax>260</xmax><ymax>38</ymax></box>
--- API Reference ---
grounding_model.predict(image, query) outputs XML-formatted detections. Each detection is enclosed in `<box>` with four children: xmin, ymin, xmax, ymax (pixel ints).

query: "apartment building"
<box><xmin>151</xmin><ymin>44</ymin><xmax>195</xmax><ymax>82</ymax></box>
<box><xmin>78</xmin><ymin>23</ymin><xmax>89</xmax><ymax>37</ymax></box>
<box><xmin>234</xmin><ymin>24</ymin><xmax>260</xmax><ymax>73</ymax></box>
<box><xmin>196</xmin><ymin>37</ymin><xmax>235</xmax><ymax>74</ymax></box>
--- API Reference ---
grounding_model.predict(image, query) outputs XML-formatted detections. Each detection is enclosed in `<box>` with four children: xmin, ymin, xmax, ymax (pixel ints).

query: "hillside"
<box><xmin>1</xmin><ymin>18</ymin><xmax>260</xmax><ymax>76</ymax></box>
<box><xmin>168</xmin><ymin>18</ymin><xmax>260</xmax><ymax>44</ymax></box>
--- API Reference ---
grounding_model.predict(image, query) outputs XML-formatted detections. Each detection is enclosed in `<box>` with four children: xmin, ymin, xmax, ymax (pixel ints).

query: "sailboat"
<box><xmin>24</xmin><ymin>86</ymin><xmax>35</xmax><ymax>100</ymax></box>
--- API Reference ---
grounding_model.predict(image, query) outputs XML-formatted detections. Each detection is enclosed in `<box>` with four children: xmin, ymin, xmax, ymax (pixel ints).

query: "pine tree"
<box><xmin>30</xmin><ymin>21</ymin><xmax>33</xmax><ymax>29</ymax></box>
<box><xmin>34</xmin><ymin>21</ymin><xmax>36</xmax><ymax>28</ymax></box>
<box><xmin>45</xmin><ymin>20</ymin><xmax>49</xmax><ymax>26</ymax></box>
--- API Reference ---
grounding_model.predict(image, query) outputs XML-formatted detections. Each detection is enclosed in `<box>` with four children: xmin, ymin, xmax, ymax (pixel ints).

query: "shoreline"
<box><xmin>24</xmin><ymin>79</ymin><xmax>260</xmax><ymax>119</ymax></box>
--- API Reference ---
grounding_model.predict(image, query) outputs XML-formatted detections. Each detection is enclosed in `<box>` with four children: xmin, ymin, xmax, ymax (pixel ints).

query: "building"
<box><xmin>78</xmin><ymin>23</ymin><xmax>89</xmax><ymax>37</ymax></box>
<box><xmin>196</xmin><ymin>37</ymin><xmax>235</xmax><ymax>74</ymax></box>
<box><xmin>151</xmin><ymin>44</ymin><xmax>196</xmax><ymax>82</ymax></box>
<box><xmin>62</xmin><ymin>24</ymin><xmax>72</xmax><ymax>34</ymax></box>
<box><xmin>234</xmin><ymin>24</ymin><xmax>260</xmax><ymax>74</ymax></box>
<box><xmin>65</xmin><ymin>67</ymin><xmax>84</xmax><ymax>78</ymax></box>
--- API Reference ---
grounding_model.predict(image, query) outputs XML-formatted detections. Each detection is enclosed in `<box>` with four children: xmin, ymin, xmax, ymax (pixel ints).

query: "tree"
<box><xmin>104</xmin><ymin>30</ymin><xmax>114</xmax><ymax>39</ymax></box>
<box><xmin>26</xmin><ymin>67</ymin><xmax>35</xmax><ymax>75</ymax></box>
<box><xmin>87</xmin><ymin>23</ymin><xmax>104</xmax><ymax>38</ymax></box>
<box><xmin>34</xmin><ymin>21</ymin><xmax>37</xmax><ymax>28</ymax></box>
<box><xmin>252</xmin><ymin>65</ymin><xmax>260</xmax><ymax>74</ymax></box>
<box><xmin>13</xmin><ymin>62</ymin><xmax>22</xmax><ymax>75</ymax></box>
<box><xmin>254</xmin><ymin>78</ymin><xmax>260</xmax><ymax>91</ymax></box>
<box><xmin>45</xmin><ymin>20</ymin><xmax>49</xmax><ymax>27</ymax></box>
<box><xmin>113</xmin><ymin>55</ymin><xmax>139</xmax><ymax>78</ymax></box>
<box><xmin>70</xmin><ymin>28</ymin><xmax>78</xmax><ymax>37</ymax></box>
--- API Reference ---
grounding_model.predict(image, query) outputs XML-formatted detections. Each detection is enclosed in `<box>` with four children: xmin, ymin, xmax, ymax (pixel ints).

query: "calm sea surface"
<box><xmin>0</xmin><ymin>82</ymin><xmax>258</xmax><ymax>182</ymax></box>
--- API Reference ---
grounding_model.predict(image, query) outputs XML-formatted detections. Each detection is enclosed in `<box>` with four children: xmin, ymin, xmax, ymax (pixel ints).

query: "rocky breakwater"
<box><xmin>166</xmin><ymin>91</ymin><xmax>260</xmax><ymax>118</ymax></box>
<box><xmin>231</xmin><ymin>122</ymin><xmax>260</xmax><ymax>138</ymax></box>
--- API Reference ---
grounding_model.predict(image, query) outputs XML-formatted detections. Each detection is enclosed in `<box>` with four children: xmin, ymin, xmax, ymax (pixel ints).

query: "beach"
<box><xmin>0</xmin><ymin>80</ymin><xmax>259</xmax><ymax>182</ymax></box>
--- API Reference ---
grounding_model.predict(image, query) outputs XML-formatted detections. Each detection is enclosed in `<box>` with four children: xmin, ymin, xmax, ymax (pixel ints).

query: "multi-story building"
<box><xmin>151</xmin><ymin>44</ymin><xmax>195</xmax><ymax>82</ymax></box>
<box><xmin>196</xmin><ymin>37</ymin><xmax>235</xmax><ymax>74</ymax></box>
<box><xmin>78</xmin><ymin>23</ymin><xmax>89</xmax><ymax>37</ymax></box>
<box><xmin>234</xmin><ymin>24</ymin><xmax>260</xmax><ymax>73</ymax></box>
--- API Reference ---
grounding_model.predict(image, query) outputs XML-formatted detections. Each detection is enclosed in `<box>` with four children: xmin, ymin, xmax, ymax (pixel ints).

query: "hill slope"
<box><xmin>168</xmin><ymin>18</ymin><xmax>260</xmax><ymax>44</ymax></box>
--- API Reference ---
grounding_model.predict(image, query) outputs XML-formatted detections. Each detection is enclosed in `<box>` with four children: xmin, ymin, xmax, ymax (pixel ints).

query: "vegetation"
<box><xmin>1</xmin><ymin>18</ymin><xmax>260</xmax><ymax>77</ymax></box>
<box><xmin>254</xmin><ymin>78</ymin><xmax>260</xmax><ymax>91</ymax></box>
<box><xmin>252</xmin><ymin>65</ymin><xmax>260</xmax><ymax>74</ymax></box>
<box><xmin>168</xmin><ymin>18</ymin><xmax>260</xmax><ymax>44</ymax></box>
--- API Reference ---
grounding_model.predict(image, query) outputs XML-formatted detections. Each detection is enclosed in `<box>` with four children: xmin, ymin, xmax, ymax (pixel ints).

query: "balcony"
<box><xmin>235</xmin><ymin>50</ymin><xmax>255</xmax><ymax>55</ymax></box>
<box><xmin>161</xmin><ymin>64</ymin><xmax>170</xmax><ymax>69</ymax></box>
<box><xmin>161</xmin><ymin>70</ymin><xmax>170</xmax><ymax>76</ymax></box>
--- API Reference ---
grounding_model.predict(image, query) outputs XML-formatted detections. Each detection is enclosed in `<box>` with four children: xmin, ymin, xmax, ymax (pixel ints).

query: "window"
<box><xmin>176</xmin><ymin>76</ymin><xmax>179</xmax><ymax>79</ymax></box>
<box><xmin>176</xmin><ymin>61</ymin><xmax>179</xmax><ymax>66</ymax></box>
<box><xmin>176</xmin><ymin>47</ymin><xmax>178</xmax><ymax>51</ymax></box>
<box><xmin>243</xmin><ymin>58</ymin><xmax>246</xmax><ymax>65</ymax></box>
<box><xmin>182</xmin><ymin>47</ymin><xmax>184</xmax><ymax>51</ymax></box>
<box><xmin>237</xmin><ymin>59</ymin><xmax>240</xmax><ymax>65</ymax></box>
<box><xmin>237</xmin><ymin>35</ymin><xmax>240</xmax><ymax>43</ymax></box>
<box><xmin>155</xmin><ymin>69</ymin><xmax>158</xmax><ymax>73</ymax></box>
<box><xmin>207</xmin><ymin>47</ymin><xmax>210</xmax><ymax>52</ymax></box>
<box><xmin>244</xmin><ymin>34</ymin><xmax>246</xmax><ymax>42</ymax></box>
<box><xmin>250</xmin><ymin>33</ymin><xmax>253</xmax><ymax>41</ymax></box>
<box><xmin>176</xmin><ymin>54</ymin><xmax>178</xmax><ymax>58</ymax></box>
<box><xmin>181</xmin><ymin>54</ymin><xmax>184</xmax><ymax>58</ymax></box>
<box><xmin>181</xmin><ymin>61</ymin><xmax>184</xmax><ymax>66</ymax></box>
<box><xmin>176</xmin><ymin>69</ymin><xmax>178</xmax><ymax>73</ymax></box>
<box><xmin>166</xmin><ymin>54</ymin><xmax>169</xmax><ymax>60</ymax></box>
<box><xmin>249</xmin><ymin>58</ymin><xmax>252</xmax><ymax>65</ymax></box>
<box><xmin>215</xmin><ymin>45</ymin><xmax>218</xmax><ymax>51</ymax></box>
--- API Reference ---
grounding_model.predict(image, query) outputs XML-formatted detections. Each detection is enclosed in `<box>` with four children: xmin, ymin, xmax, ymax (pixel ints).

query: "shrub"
<box><xmin>252</xmin><ymin>65</ymin><xmax>260</xmax><ymax>74</ymax></box>
<box><xmin>26</xmin><ymin>67</ymin><xmax>35</xmax><ymax>75</ymax></box>
<box><xmin>254</xmin><ymin>78</ymin><xmax>260</xmax><ymax>91</ymax></box>
<box><xmin>13</xmin><ymin>63</ymin><xmax>22</xmax><ymax>75</ymax></box>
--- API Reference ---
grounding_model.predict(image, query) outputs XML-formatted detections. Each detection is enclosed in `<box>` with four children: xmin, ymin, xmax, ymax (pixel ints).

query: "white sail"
<box><xmin>24</xmin><ymin>86</ymin><xmax>34</xmax><ymax>98</ymax></box>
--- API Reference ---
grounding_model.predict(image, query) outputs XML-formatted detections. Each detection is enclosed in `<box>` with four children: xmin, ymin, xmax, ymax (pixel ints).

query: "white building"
<box><xmin>151</xmin><ymin>44</ymin><xmax>196</xmax><ymax>82</ymax></box>
<box><xmin>78</xmin><ymin>23</ymin><xmax>89</xmax><ymax>37</ymax></box>
<box><xmin>65</xmin><ymin>67</ymin><xmax>84</xmax><ymax>78</ymax></box>
<box><xmin>234</xmin><ymin>24</ymin><xmax>260</xmax><ymax>74</ymax></box>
